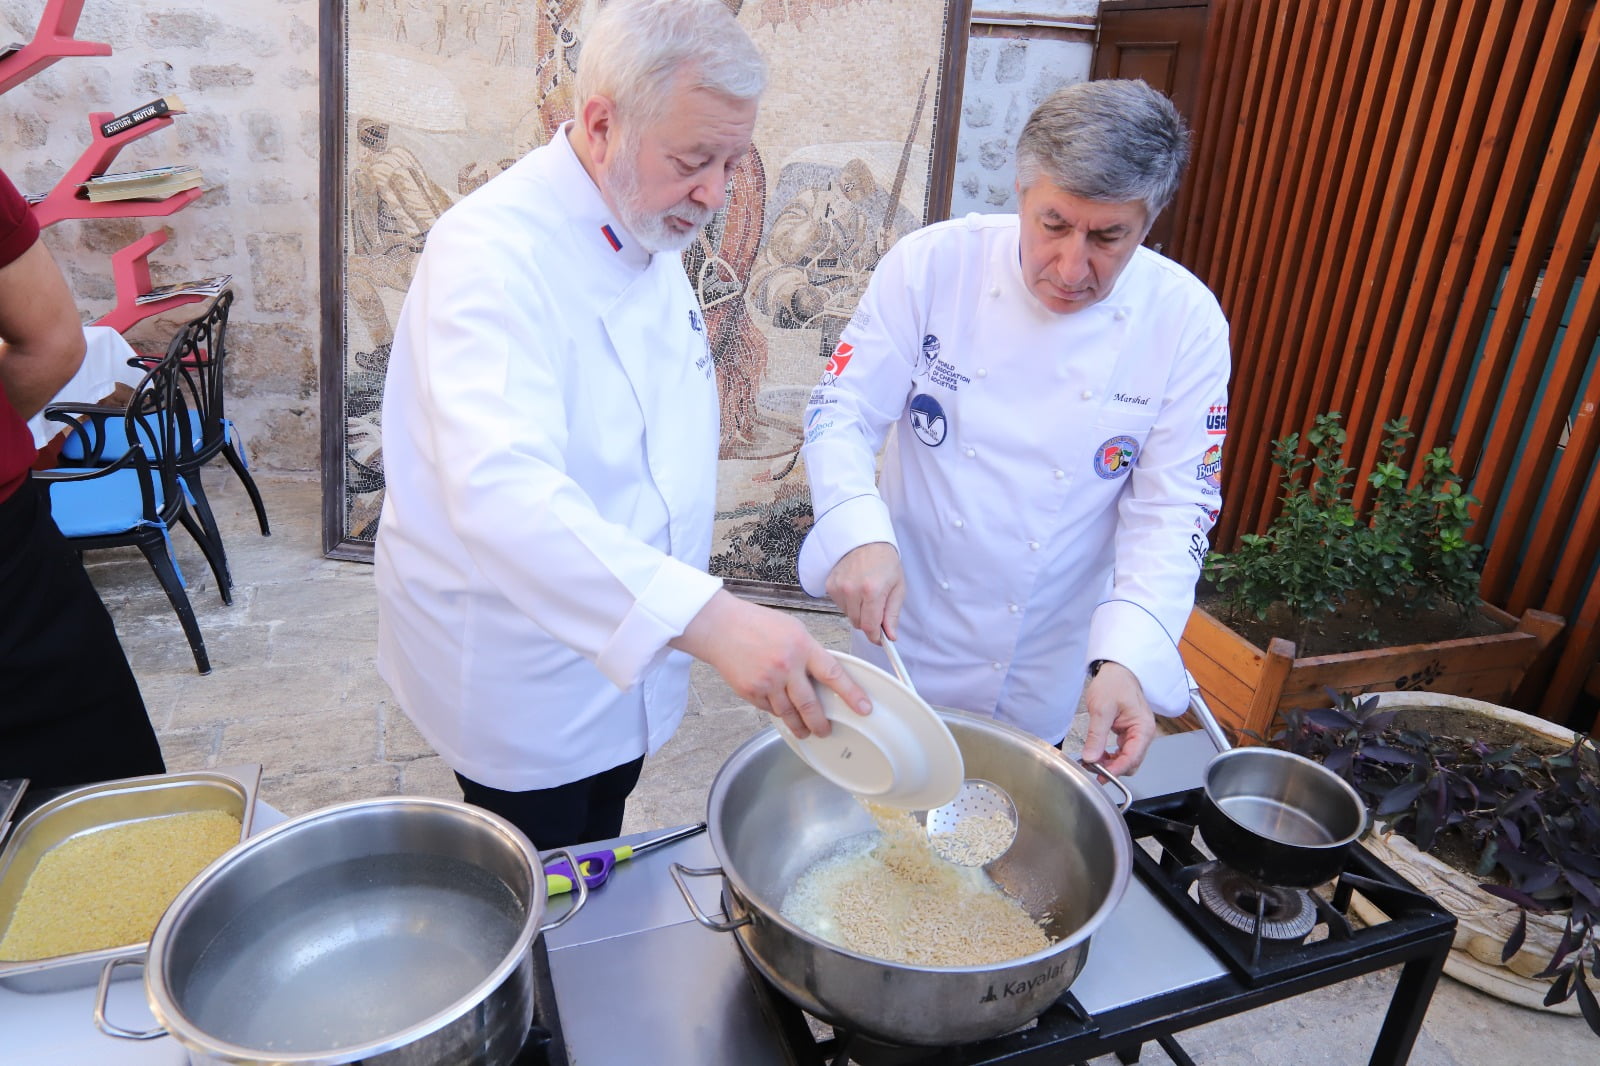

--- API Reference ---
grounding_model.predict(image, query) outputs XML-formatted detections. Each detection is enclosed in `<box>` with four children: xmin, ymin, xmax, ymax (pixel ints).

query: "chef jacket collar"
<box><xmin>1005</xmin><ymin>222</ymin><xmax>1137</xmax><ymax>319</ymax></box>
<box><xmin>551</xmin><ymin>121</ymin><xmax>653</xmax><ymax>273</ymax></box>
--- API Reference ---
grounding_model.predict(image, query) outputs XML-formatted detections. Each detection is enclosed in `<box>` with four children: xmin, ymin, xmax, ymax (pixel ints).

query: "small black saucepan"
<box><xmin>1186</xmin><ymin>675</ymin><xmax>1367</xmax><ymax>888</ymax></box>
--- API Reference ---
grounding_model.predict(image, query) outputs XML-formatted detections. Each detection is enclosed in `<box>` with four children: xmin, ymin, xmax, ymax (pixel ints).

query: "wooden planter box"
<box><xmin>1178</xmin><ymin>603</ymin><xmax>1565</xmax><ymax>742</ymax></box>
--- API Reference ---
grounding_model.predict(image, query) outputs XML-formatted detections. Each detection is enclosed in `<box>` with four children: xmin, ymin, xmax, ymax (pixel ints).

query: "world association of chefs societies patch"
<box><xmin>1094</xmin><ymin>435</ymin><xmax>1140</xmax><ymax>479</ymax></box>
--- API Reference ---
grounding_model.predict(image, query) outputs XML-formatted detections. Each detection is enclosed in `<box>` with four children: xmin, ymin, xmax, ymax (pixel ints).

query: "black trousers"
<box><xmin>0</xmin><ymin>481</ymin><xmax>165</xmax><ymax>791</ymax></box>
<box><xmin>455</xmin><ymin>756</ymin><xmax>646</xmax><ymax>852</ymax></box>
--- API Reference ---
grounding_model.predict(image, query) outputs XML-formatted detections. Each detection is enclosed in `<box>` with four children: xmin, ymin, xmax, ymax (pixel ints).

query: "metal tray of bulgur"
<box><xmin>0</xmin><ymin>765</ymin><xmax>260</xmax><ymax>993</ymax></box>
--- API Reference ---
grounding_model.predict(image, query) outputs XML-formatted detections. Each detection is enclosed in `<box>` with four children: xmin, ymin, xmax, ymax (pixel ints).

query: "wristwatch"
<box><xmin>1088</xmin><ymin>659</ymin><xmax>1112</xmax><ymax>677</ymax></box>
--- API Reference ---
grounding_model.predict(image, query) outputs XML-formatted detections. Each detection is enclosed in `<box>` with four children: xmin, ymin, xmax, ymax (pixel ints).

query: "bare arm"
<box><xmin>0</xmin><ymin>239</ymin><xmax>85</xmax><ymax>419</ymax></box>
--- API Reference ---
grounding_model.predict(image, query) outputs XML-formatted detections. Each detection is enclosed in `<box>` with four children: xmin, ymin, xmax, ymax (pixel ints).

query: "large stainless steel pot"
<box><xmin>672</xmin><ymin>712</ymin><xmax>1132</xmax><ymax>1046</ymax></box>
<box><xmin>93</xmin><ymin>797</ymin><xmax>588</xmax><ymax>1066</ymax></box>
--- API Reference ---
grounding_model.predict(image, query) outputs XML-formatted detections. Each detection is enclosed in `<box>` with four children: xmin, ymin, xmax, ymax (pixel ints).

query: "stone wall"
<box><xmin>950</xmin><ymin>1</ymin><xmax>1096</xmax><ymax>218</ymax></box>
<box><xmin>1</xmin><ymin>0</ymin><xmax>322</xmax><ymax>471</ymax></box>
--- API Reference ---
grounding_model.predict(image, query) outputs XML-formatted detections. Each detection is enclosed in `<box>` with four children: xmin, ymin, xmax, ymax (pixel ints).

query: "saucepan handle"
<box><xmin>93</xmin><ymin>956</ymin><xmax>167</xmax><ymax>1040</ymax></box>
<box><xmin>1082</xmin><ymin>760</ymin><xmax>1135</xmax><ymax>813</ymax></box>
<box><xmin>538</xmin><ymin>847</ymin><xmax>590</xmax><ymax>931</ymax></box>
<box><xmin>669</xmin><ymin>862</ymin><xmax>752</xmax><ymax>933</ymax></box>
<box><xmin>1185</xmin><ymin>670</ymin><xmax>1233</xmax><ymax>754</ymax></box>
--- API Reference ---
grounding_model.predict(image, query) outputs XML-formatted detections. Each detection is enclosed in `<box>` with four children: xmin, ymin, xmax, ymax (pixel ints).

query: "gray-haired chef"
<box><xmin>799</xmin><ymin>79</ymin><xmax>1230</xmax><ymax>776</ymax></box>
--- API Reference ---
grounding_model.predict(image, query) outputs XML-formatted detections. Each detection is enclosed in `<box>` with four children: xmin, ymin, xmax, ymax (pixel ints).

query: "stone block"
<box><xmin>78</xmin><ymin>218</ymin><xmax>147</xmax><ymax>255</ymax></box>
<box><xmin>13</xmin><ymin>109</ymin><xmax>49</xmax><ymax>149</ymax></box>
<box><xmin>398</xmin><ymin>756</ymin><xmax>462</xmax><ymax>801</ymax></box>
<box><xmin>188</xmin><ymin>223</ymin><xmax>237</xmax><ymax>262</ymax></box>
<box><xmin>964</xmin><ymin>98</ymin><xmax>995</xmax><ymax>129</ymax></box>
<box><xmin>156</xmin><ymin>724</ymin><xmax>224</xmax><ymax>772</ymax></box>
<box><xmin>996</xmin><ymin>41</ymin><xmax>1028</xmax><ymax>84</ymax></box>
<box><xmin>259</xmin><ymin>764</ymin><xmax>402</xmax><ymax>818</ymax></box>
<box><xmin>190</xmin><ymin>64</ymin><xmax>255</xmax><ymax>90</ymax></box>
<box><xmin>243</xmin><ymin>110</ymin><xmax>284</xmax><ymax>162</ymax></box>
<box><xmin>381</xmin><ymin>704</ymin><xmax>437</xmax><ymax>762</ymax></box>
<box><xmin>141</xmin><ymin>9</ymin><xmax>228</xmax><ymax>51</ymax></box>
<box><xmin>134</xmin><ymin>60</ymin><xmax>177</xmax><ymax>96</ymax></box>
<box><xmin>219</xmin><ymin>705</ymin><xmax>380</xmax><ymax>778</ymax></box>
<box><xmin>245</xmin><ymin>233</ymin><xmax>309</xmax><ymax>314</ymax></box>
<box><xmin>978</xmin><ymin>136</ymin><xmax>1011</xmax><ymax>172</ymax></box>
<box><xmin>174</xmin><ymin>111</ymin><xmax>231</xmax><ymax>156</ymax></box>
<box><xmin>223</xmin><ymin>319</ymin><xmax>316</xmax><ymax>396</ymax></box>
<box><xmin>168</xmin><ymin>661</ymin><xmax>351</xmax><ymax>728</ymax></box>
<box><xmin>247</xmin><ymin>177</ymin><xmax>295</xmax><ymax>204</ymax></box>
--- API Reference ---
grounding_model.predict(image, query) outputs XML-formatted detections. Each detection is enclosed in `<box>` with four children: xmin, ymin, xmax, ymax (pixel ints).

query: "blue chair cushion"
<box><xmin>57</xmin><ymin>410</ymin><xmax>203</xmax><ymax>463</ymax></box>
<box><xmin>44</xmin><ymin>469</ymin><xmax>168</xmax><ymax>536</ymax></box>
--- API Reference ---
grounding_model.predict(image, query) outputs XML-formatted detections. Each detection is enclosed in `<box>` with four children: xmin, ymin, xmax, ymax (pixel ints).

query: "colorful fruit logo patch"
<box><xmin>1094</xmin><ymin>435</ymin><xmax>1140</xmax><ymax>479</ymax></box>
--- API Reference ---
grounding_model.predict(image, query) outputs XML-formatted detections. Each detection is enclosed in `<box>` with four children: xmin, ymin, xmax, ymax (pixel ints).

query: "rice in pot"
<box><xmin>780</xmin><ymin>802</ymin><xmax>1050</xmax><ymax>966</ymax></box>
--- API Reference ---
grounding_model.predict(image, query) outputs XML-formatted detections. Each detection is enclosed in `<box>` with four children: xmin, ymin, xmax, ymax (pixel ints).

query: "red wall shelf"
<box><xmin>0</xmin><ymin>0</ymin><xmax>111</xmax><ymax>95</ymax></box>
<box><xmin>29</xmin><ymin>112</ymin><xmax>205</xmax><ymax>229</ymax></box>
<box><xmin>93</xmin><ymin>229</ymin><xmax>205</xmax><ymax>334</ymax></box>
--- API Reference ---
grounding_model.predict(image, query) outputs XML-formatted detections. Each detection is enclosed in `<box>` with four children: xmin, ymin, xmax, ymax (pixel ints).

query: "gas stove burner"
<box><xmin>1196</xmin><ymin>864</ymin><xmax>1317</xmax><ymax>941</ymax></box>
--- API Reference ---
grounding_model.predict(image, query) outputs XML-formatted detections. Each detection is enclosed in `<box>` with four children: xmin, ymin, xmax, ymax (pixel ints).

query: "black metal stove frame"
<box><xmin>739</xmin><ymin>789</ymin><xmax>1456</xmax><ymax>1066</ymax></box>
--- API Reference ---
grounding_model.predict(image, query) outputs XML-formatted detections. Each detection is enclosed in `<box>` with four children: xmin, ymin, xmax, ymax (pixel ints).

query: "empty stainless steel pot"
<box><xmin>95</xmin><ymin>796</ymin><xmax>587</xmax><ymax>1066</ymax></box>
<box><xmin>673</xmin><ymin>712</ymin><xmax>1132</xmax><ymax>1046</ymax></box>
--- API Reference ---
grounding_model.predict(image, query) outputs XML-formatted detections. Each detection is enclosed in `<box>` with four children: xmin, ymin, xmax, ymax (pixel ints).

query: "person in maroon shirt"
<box><xmin>0</xmin><ymin>167</ymin><xmax>165</xmax><ymax>792</ymax></box>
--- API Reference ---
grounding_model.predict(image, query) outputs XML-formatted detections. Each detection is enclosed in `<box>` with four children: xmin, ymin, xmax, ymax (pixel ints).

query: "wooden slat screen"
<box><xmin>1174</xmin><ymin>0</ymin><xmax>1600</xmax><ymax>734</ymax></box>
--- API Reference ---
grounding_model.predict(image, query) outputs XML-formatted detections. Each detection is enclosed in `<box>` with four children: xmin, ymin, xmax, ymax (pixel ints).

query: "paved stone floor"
<box><xmin>82</xmin><ymin>471</ymin><xmax>1596</xmax><ymax>1064</ymax></box>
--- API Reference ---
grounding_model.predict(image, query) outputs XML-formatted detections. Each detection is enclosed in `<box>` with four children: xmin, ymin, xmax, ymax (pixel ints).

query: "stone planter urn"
<box><xmin>1348</xmin><ymin>692</ymin><xmax>1584</xmax><ymax>1016</ymax></box>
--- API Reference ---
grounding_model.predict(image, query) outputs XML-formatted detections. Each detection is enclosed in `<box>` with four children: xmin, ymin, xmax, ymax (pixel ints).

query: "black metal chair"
<box><xmin>158</xmin><ymin>290</ymin><xmax>271</xmax><ymax>540</ymax></box>
<box><xmin>36</xmin><ymin>350</ymin><xmax>226</xmax><ymax>674</ymax></box>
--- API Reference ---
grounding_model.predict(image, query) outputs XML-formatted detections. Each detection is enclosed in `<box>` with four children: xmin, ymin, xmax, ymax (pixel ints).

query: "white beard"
<box><xmin>602</xmin><ymin>133</ymin><xmax>712</xmax><ymax>254</ymax></box>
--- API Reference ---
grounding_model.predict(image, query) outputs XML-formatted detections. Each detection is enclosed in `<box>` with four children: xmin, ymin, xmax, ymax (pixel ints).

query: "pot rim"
<box><xmin>143</xmin><ymin>795</ymin><xmax>544</xmax><ymax>1064</ymax></box>
<box><xmin>708</xmin><ymin>710</ymin><xmax>1133</xmax><ymax>973</ymax></box>
<box><xmin>1204</xmin><ymin>747</ymin><xmax>1368</xmax><ymax>851</ymax></box>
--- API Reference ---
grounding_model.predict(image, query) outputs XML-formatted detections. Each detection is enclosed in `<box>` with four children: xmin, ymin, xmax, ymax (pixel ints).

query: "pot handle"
<box><xmin>93</xmin><ymin>956</ymin><xmax>167</xmax><ymax>1041</ymax></box>
<box><xmin>1082</xmin><ymin>760</ymin><xmax>1135</xmax><ymax>813</ymax></box>
<box><xmin>538</xmin><ymin>847</ymin><xmax>590</xmax><ymax>932</ymax></box>
<box><xmin>1186</xmin><ymin>669</ymin><xmax>1233</xmax><ymax>754</ymax></box>
<box><xmin>668</xmin><ymin>862</ymin><xmax>751</xmax><ymax>933</ymax></box>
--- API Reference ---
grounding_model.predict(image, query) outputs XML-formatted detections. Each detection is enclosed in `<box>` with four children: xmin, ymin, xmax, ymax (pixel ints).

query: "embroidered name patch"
<box><xmin>1094</xmin><ymin>435</ymin><xmax>1139</xmax><ymax>479</ymax></box>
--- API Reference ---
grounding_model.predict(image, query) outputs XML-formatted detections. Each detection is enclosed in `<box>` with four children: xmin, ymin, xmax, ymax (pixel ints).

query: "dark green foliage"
<box><xmin>1204</xmin><ymin>414</ymin><xmax>1483</xmax><ymax>650</ymax></box>
<box><xmin>1275</xmin><ymin>691</ymin><xmax>1600</xmax><ymax>1036</ymax></box>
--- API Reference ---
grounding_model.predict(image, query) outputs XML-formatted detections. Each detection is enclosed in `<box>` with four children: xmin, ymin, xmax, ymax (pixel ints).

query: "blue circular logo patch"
<box><xmin>909</xmin><ymin>393</ymin><xmax>948</xmax><ymax>447</ymax></box>
<box><xmin>1093</xmin><ymin>435</ymin><xmax>1140</xmax><ymax>479</ymax></box>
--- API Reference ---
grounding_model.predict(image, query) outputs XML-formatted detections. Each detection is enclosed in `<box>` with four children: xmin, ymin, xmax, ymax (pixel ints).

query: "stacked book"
<box><xmin>82</xmin><ymin>165</ymin><xmax>202</xmax><ymax>203</ymax></box>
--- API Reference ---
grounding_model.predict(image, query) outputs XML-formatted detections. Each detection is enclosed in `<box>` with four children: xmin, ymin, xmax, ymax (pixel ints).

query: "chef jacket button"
<box><xmin>1009</xmin><ymin>603</ymin><xmax>1020</xmax><ymax>614</ymax></box>
<box><xmin>976</xmin><ymin>368</ymin><xmax>988</xmax><ymax>378</ymax></box>
<box><xmin>1053</xmin><ymin>469</ymin><xmax>1065</xmax><ymax>480</ymax></box>
<box><xmin>953</xmin><ymin>517</ymin><xmax>965</xmax><ymax>529</ymax></box>
<box><xmin>1028</xmin><ymin>540</ymin><xmax>1040</xmax><ymax>551</ymax></box>
<box><xmin>990</xmin><ymin>286</ymin><xmax>1001</xmax><ymax>298</ymax></box>
<box><xmin>964</xmin><ymin>447</ymin><xmax>975</xmax><ymax>458</ymax></box>
<box><xmin>992</xmin><ymin>661</ymin><xmax>1003</xmax><ymax>670</ymax></box>
<box><xmin>1081</xmin><ymin>389</ymin><xmax>1093</xmax><ymax>400</ymax></box>
<box><xmin>1114</xmin><ymin>309</ymin><xmax>1127</xmax><ymax>321</ymax></box>
<box><xmin>939</xmin><ymin>580</ymin><xmax>950</xmax><ymax>590</ymax></box>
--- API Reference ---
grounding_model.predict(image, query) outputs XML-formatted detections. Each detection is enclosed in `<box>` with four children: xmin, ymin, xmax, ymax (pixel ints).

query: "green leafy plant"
<box><xmin>1275</xmin><ymin>691</ymin><xmax>1600</xmax><ymax>1036</ymax></box>
<box><xmin>1203</xmin><ymin>412</ymin><xmax>1483</xmax><ymax>652</ymax></box>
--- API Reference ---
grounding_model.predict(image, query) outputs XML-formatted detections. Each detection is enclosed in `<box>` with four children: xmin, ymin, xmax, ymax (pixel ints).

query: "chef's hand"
<box><xmin>824</xmin><ymin>542</ymin><xmax>905</xmax><ymax>644</ymax></box>
<box><xmin>673</xmin><ymin>590</ymin><xmax>870</xmax><ymax>740</ymax></box>
<box><xmin>1081</xmin><ymin>661</ymin><xmax>1158</xmax><ymax>777</ymax></box>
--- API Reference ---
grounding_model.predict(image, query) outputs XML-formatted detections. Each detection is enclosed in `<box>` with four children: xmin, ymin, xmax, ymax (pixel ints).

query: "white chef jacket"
<box><xmin>375</xmin><ymin>126</ymin><xmax>723</xmax><ymax>791</ymax></box>
<box><xmin>797</xmin><ymin>214</ymin><xmax>1230</xmax><ymax>742</ymax></box>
